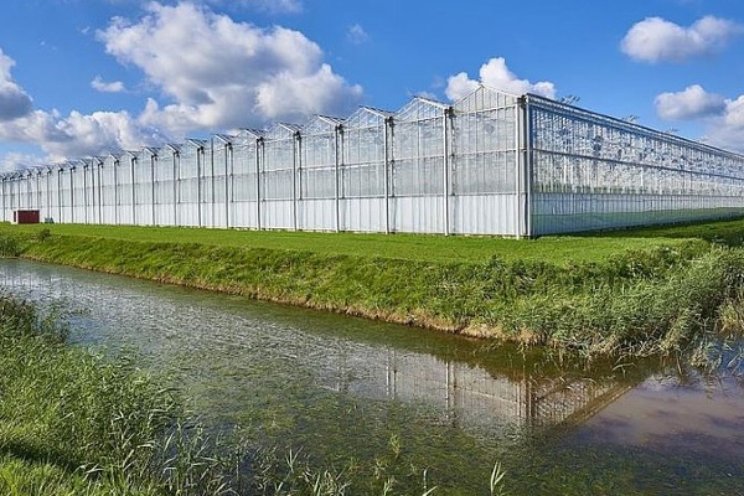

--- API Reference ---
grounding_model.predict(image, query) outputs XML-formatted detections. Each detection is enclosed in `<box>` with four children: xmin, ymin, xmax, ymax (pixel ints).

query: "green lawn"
<box><xmin>581</xmin><ymin>217</ymin><xmax>744</xmax><ymax>246</ymax></box>
<box><xmin>0</xmin><ymin>223</ymin><xmax>708</xmax><ymax>265</ymax></box>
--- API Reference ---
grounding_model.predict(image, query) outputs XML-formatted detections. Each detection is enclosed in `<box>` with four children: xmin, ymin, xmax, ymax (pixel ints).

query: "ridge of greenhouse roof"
<box><xmin>359</xmin><ymin>106</ymin><xmax>394</xmax><ymax>117</ymax></box>
<box><xmin>410</xmin><ymin>95</ymin><xmax>450</xmax><ymax>109</ymax></box>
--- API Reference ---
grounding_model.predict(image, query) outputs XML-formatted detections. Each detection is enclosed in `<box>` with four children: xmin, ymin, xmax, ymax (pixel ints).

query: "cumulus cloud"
<box><xmin>0</xmin><ymin>48</ymin><xmax>164</xmax><ymax>162</ymax></box>
<box><xmin>445</xmin><ymin>57</ymin><xmax>556</xmax><ymax>101</ymax></box>
<box><xmin>704</xmin><ymin>95</ymin><xmax>744</xmax><ymax>152</ymax></box>
<box><xmin>650</xmin><ymin>83</ymin><xmax>744</xmax><ymax>152</ymax></box>
<box><xmin>0</xmin><ymin>1</ymin><xmax>363</xmax><ymax>168</ymax></box>
<box><xmin>0</xmin><ymin>108</ymin><xmax>166</xmax><ymax>161</ymax></box>
<box><xmin>621</xmin><ymin>16</ymin><xmax>743</xmax><ymax>63</ymax></box>
<box><xmin>0</xmin><ymin>49</ymin><xmax>33</xmax><ymax>121</ymax></box>
<box><xmin>0</xmin><ymin>152</ymin><xmax>48</xmax><ymax>173</ymax></box>
<box><xmin>97</xmin><ymin>2</ymin><xmax>362</xmax><ymax>134</ymax></box>
<box><xmin>655</xmin><ymin>84</ymin><xmax>726</xmax><ymax>120</ymax></box>
<box><xmin>91</xmin><ymin>75</ymin><xmax>126</xmax><ymax>93</ymax></box>
<box><xmin>347</xmin><ymin>24</ymin><xmax>369</xmax><ymax>44</ymax></box>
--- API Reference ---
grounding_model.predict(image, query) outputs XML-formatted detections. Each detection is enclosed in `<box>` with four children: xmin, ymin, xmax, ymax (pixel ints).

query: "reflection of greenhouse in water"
<box><xmin>317</xmin><ymin>349</ymin><xmax>631</xmax><ymax>433</ymax></box>
<box><xmin>0</xmin><ymin>264</ymin><xmax>631</xmax><ymax>435</ymax></box>
<box><xmin>3</xmin><ymin>86</ymin><xmax>744</xmax><ymax>235</ymax></box>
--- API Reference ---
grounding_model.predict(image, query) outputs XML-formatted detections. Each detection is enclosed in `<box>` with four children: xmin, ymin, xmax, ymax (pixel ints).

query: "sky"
<box><xmin>1</xmin><ymin>0</ymin><xmax>744</xmax><ymax>170</ymax></box>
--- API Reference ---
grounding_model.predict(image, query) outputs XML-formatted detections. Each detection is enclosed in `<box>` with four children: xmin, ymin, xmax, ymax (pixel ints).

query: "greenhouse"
<box><xmin>2</xmin><ymin>85</ymin><xmax>744</xmax><ymax>236</ymax></box>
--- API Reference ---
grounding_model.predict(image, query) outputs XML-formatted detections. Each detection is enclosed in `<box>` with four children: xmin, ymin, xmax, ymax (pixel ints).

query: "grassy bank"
<box><xmin>0</xmin><ymin>293</ymin><xmax>505</xmax><ymax>495</ymax></box>
<box><xmin>1</xmin><ymin>221</ymin><xmax>744</xmax><ymax>356</ymax></box>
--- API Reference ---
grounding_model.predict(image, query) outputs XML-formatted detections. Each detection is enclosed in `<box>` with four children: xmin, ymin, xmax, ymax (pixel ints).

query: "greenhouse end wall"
<box><xmin>2</xmin><ymin>85</ymin><xmax>744</xmax><ymax>237</ymax></box>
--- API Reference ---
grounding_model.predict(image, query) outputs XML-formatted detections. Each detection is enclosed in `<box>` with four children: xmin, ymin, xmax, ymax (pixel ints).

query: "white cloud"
<box><xmin>0</xmin><ymin>152</ymin><xmax>48</xmax><ymax>173</ymax></box>
<box><xmin>704</xmin><ymin>95</ymin><xmax>744</xmax><ymax>152</ymax></box>
<box><xmin>91</xmin><ymin>75</ymin><xmax>126</xmax><ymax>93</ymax></box>
<box><xmin>347</xmin><ymin>24</ymin><xmax>369</xmax><ymax>44</ymax></box>
<box><xmin>621</xmin><ymin>16</ymin><xmax>743</xmax><ymax>63</ymax></box>
<box><xmin>0</xmin><ymin>49</ymin><xmax>33</xmax><ymax>121</ymax></box>
<box><xmin>655</xmin><ymin>84</ymin><xmax>726</xmax><ymax>120</ymax></box>
<box><xmin>0</xmin><ymin>108</ymin><xmax>166</xmax><ymax>161</ymax></box>
<box><xmin>97</xmin><ymin>2</ymin><xmax>362</xmax><ymax>134</ymax></box>
<box><xmin>445</xmin><ymin>57</ymin><xmax>556</xmax><ymax>101</ymax></box>
<box><xmin>0</xmin><ymin>48</ymin><xmax>164</xmax><ymax>162</ymax></box>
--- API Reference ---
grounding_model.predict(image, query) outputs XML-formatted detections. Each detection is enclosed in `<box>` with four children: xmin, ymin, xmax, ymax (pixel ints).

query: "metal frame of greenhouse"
<box><xmin>2</xmin><ymin>85</ymin><xmax>744</xmax><ymax>236</ymax></box>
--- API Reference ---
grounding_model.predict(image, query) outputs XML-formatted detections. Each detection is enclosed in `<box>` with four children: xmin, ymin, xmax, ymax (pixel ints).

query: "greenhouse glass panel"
<box><xmin>300</xmin><ymin>116</ymin><xmax>340</xmax><ymax>200</ymax></box>
<box><xmin>263</xmin><ymin>124</ymin><xmax>298</xmax><ymax>201</ymax></box>
<box><xmin>179</xmin><ymin>142</ymin><xmax>201</xmax><ymax>205</ymax></box>
<box><xmin>155</xmin><ymin>146</ymin><xmax>178</xmax><ymax>206</ymax></box>
<box><xmin>115</xmin><ymin>153</ymin><xmax>134</xmax><ymax>207</ymax></box>
<box><xmin>392</xmin><ymin>97</ymin><xmax>447</xmax><ymax>197</ymax></box>
<box><xmin>233</xmin><ymin>130</ymin><xmax>261</xmax><ymax>203</ymax></box>
<box><xmin>135</xmin><ymin>149</ymin><xmax>155</xmax><ymax>206</ymax></box>
<box><xmin>452</xmin><ymin>86</ymin><xmax>520</xmax><ymax>195</ymax></box>
<box><xmin>343</xmin><ymin>107</ymin><xmax>390</xmax><ymax>199</ymax></box>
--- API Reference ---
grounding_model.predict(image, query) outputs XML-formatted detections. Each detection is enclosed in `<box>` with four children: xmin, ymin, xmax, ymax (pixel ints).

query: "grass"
<box><xmin>1</xmin><ymin>219</ymin><xmax>744</xmax><ymax>357</ymax></box>
<box><xmin>579</xmin><ymin>216</ymin><xmax>744</xmax><ymax>247</ymax></box>
<box><xmin>0</xmin><ymin>222</ymin><xmax>701</xmax><ymax>265</ymax></box>
<box><xmin>0</xmin><ymin>292</ymin><xmax>508</xmax><ymax>495</ymax></box>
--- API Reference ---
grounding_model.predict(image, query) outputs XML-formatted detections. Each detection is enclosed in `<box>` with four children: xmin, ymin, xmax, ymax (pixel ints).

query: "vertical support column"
<box><xmin>383</xmin><ymin>117</ymin><xmax>393</xmax><ymax>234</ymax></box>
<box><xmin>91</xmin><ymin>164</ymin><xmax>96</xmax><ymax>224</ymax></box>
<box><xmin>36</xmin><ymin>174</ymin><xmax>41</xmax><ymax>212</ymax></box>
<box><xmin>256</xmin><ymin>138</ymin><xmax>263</xmax><ymax>230</ymax></box>
<box><xmin>83</xmin><ymin>164</ymin><xmax>89</xmax><ymax>224</ymax></box>
<box><xmin>131</xmin><ymin>156</ymin><xmax>137</xmax><ymax>225</ymax></box>
<box><xmin>224</xmin><ymin>141</ymin><xmax>231</xmax><ymax>228</ymax></box>
<box><xmin>293</xmin><ymin>132</ymin><xmax>300</xmax><ymax>231</ymax></box>
<box><xmin>1</xmin><ymin>179</ymin><xmax>5</xmax><ymax>223</ymax></box>
<box><xmin>114</xmin><ymin>158</ymin><xmax>120</xmax><ymax>225</ymax></box>
<box><xmin>173</xmin><ymin>150</ymin><xmax>179</xmax><ymax>226</ymax></box>
<box><xmin>334</xmin><ymin>125</ymin><xmax>342</xmax><ymax>232</ymax></box>
<box><xmin>47</xmin><ymin>172</ymin><xmax>52</xmax><ymax>222</ymax></box>
<box><xmin>442</xmin><ymin>107</ymin><xmax>452</xmax><ymax>236</ymax></box>
<box><xmin>69</xmin><ymin>167</ymin><xmax>75</xmax><ymax>223</ymax></box>
<box><xmin>151</xmin><ymin>154</ymin><xmax>156</xmax><ymax>226</ymax></box>
<box><xmin>517</xmin><ymin>96</ymin><xmax>533</xmax><ymax>238</ymax></box>
<box><xmin>97</xmin><ymin>160</ymin><xmax>103</xmax><ymax>225</ymax></box>
<box><xmin>210</xmin><ymin>145</ymin><xmax>216</xmax><ymax>228</ymax></box>
<box><xmin>515</xmin><ymin>100</ymin><xmax>523</xmax><ymax>238</ymax></box>
<box><xmin>197</xmin><ymin>146</ymin><xmax>203</xmax><ymax>227</ymax></box>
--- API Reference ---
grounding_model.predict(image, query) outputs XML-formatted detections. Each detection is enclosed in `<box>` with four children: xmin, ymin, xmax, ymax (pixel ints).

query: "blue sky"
<box><xmin>1</xmin><ymin>0</ymin><xmax>743</xmax><ymax>169</ymax></box>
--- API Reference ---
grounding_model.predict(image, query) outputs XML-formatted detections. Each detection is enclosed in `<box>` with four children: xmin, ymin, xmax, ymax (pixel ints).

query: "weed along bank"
<box><xmin>3</xmin><ymin>86</ymin><xmax>744</xmax><ymax>236</ymax></box>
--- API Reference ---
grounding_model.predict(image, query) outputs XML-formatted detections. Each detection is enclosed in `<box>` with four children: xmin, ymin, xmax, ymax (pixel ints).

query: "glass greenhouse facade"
<box><xmin>2</xmin><ymin>86</ymin><xmax>744</xmax><ymax>236</ymax></box>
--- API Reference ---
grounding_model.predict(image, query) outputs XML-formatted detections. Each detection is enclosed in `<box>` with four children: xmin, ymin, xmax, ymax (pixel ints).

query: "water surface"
<box><xmin>1</xmin><ymin>259</ymin><xmax>742</xmax><ymax>495</ymax></box>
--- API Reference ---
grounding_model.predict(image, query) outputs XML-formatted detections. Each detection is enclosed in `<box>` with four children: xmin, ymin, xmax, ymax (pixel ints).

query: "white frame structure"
<box><xmin>3</xmin><ymin>85</ymin><xmax>744</xmax><ymax>236</ymax></box>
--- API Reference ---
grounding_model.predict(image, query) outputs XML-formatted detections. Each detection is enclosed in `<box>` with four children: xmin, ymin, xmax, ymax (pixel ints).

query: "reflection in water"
<box><xmin>323</xmin><ymin>350</ymin><xmax>631</xmax><ymax>432</ymax></box>
<box><xmin>1</xmin><ymin>260</ymin><xmax>742</xmax><ymax>495</ymax></box>
<box><xmin>0</xmin><ymin>260</ymin><xmax>628</xmax><ymax>436</ymax></box>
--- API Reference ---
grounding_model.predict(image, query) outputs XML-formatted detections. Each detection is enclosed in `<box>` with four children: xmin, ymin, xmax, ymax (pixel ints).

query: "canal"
<box><xmin>1</xmin><ymin>259</ymin><xmax>742</xmax><ymax>494</ymax></box>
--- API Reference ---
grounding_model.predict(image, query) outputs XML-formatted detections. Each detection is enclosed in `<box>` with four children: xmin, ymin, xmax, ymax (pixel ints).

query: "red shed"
<box><xmin>13</xmin><ymin>210</ymin><xmax>40</xmax><ymax>224</ymax></box>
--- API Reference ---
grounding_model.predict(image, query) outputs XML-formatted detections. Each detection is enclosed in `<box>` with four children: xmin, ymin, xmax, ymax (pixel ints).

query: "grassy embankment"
<box><xmin>2</xmin><ymin>219</ymin><xmax>744</xmax><ymax>357</ymax></box>
<box><xmin>1</xmin><ymin>293</ymin><xmax>499</xmax><ymax>495</ymax></box>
